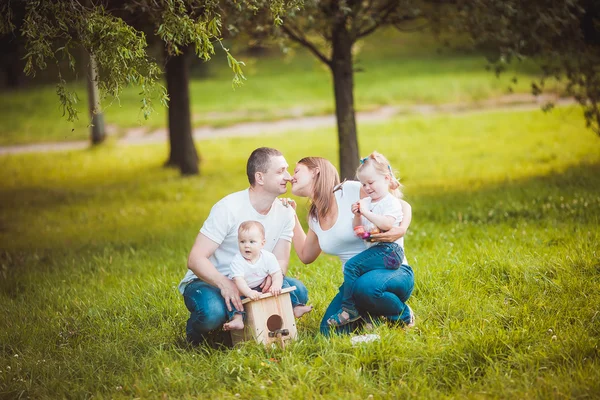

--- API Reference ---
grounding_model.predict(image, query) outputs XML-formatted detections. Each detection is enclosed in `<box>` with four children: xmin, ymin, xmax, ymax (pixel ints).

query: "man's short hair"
<box><xmin>238</xmin><ymin>220</ymin><xmax>265</xmax><ymax>238</ymax></box>
<box><xmin>246</xmin><ymin>147</ymin><xmax>283</xmax><ymax>186</ymax></box>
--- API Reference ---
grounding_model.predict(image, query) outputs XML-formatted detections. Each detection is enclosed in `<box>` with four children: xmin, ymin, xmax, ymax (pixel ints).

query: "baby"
<box><xmin>223</xmin><ymin>220</ymin><xmax>312</xmax><ymax>330</ymax></box>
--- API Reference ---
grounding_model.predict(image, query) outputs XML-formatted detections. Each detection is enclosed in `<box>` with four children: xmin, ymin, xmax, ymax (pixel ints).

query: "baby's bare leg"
<box><xmin>293</xmin><ymin>304</ymin><xmax>313</xmax><ymax>318</ymax></box>
<box><xmin>223</xmin><ymin>313</ymin><xmax>244</xmax><ymax>331</ymax></box>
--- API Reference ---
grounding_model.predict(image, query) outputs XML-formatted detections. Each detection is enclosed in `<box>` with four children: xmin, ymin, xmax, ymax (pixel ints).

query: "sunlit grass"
<box><xmin>0</xmin><ymin>29</ymin><xmax>556</xmax><ymax>146</ymax></box>
<box><xmin>1</xmin><ymin>106</ymin><xmax>599</xmax><ymax>398</ymax></box>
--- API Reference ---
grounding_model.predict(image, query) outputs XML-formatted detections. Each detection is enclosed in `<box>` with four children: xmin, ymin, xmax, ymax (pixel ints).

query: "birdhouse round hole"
<box><xmin>266</xmin><ymin>314</ymin><xmax>283</xmax><ymax>332</ymax></box>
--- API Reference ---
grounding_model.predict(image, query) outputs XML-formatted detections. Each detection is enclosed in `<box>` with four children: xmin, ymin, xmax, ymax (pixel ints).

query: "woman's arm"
<box><xmin>369</xmin><ymin>199</ymin><xmax>412</xmax><ymax>242</ymax></box>
<box><xmin>292</xmin><ymin>213</ymin><xmax>322</xmax><ymax>264</ymax></box>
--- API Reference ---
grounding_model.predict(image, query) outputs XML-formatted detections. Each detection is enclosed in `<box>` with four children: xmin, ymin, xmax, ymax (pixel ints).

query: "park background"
<box><xmin>1</xmin><ymin>21</ymin><xmax>600</xmax><ymax>400</ymax></box>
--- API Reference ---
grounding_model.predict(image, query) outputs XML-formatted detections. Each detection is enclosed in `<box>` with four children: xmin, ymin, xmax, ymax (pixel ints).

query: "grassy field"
<box><xmin>1</xmin><ymin>105</ymin><xmax>599</xmax><ymax>398</ymax></box>
<box><xmin>0</xmin><ymin>29</ymin><xmax>554</xmax><ymax>146</ymax></box>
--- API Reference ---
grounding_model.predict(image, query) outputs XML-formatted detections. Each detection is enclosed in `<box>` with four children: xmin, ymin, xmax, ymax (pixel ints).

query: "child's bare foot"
<box><xmin>293</xmin><ymin>304</ymin><xmax>313</xmax><ymax>318</ymax></box>
<box><xmin>223</xmin><ymin>315</ymin><xmax>244</xmax><ymax>331</ymax></box>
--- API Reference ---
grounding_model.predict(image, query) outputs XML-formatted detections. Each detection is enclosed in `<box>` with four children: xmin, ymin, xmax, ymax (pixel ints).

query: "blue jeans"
<box><xmin>339</xmin><ymin>242</ymin><xmax>404</xmax><ymax>315</ymax></box>
<box><xmin>183</xmin><ymin>277</ymin><xmax>308</xmax><ymax>344</ymax></box>
<box><xmin>320</xmin><ymin>264</ymin><xmax>414</xmax><ymax>336</ymax></box>
<box><xmin>226</xmin><ymin>279</ymin><xmax>302</xmax><ymax>320</ymax></box>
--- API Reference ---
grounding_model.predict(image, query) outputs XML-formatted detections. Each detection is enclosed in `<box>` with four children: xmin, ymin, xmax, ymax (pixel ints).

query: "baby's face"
<box><xmin>238</xmin><ymin>226</ymin><xmax>265</xmax><ymax>261</ymax></box>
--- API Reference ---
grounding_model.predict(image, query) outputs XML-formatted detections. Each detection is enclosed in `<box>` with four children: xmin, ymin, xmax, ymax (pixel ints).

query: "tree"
<box><xmin>245</xmin><ymin>0</ymin><xmax>598</xmax><ymax>179</ymax></box>
<box><xmin>0</xmin><ymin>0</ymin><xmax>300</xmax><ymax>175</ymax></box>
<box><xmin>268</xmin><ymin>0</ymin><xmax>426</xmax><ymax>179</ymax></box>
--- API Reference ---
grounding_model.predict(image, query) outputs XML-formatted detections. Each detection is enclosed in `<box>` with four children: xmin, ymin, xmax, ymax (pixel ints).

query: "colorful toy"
<box><xmin>354</xmin><ymin>225</ymin><xmax>381</xmax><ymax>239</ymax></box>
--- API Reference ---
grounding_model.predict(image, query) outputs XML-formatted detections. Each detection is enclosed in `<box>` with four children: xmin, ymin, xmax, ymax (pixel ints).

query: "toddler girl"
<box><xmin>327</xmin><ymin>151</ymin><xmax>411</xmax><ymax>327</ymax></box>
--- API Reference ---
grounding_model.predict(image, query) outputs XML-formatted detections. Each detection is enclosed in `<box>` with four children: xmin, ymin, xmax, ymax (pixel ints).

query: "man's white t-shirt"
<box><xmin>229</xmin><ymin>249</ymin><xmax>281</xmax><ymax>288</ymax></box>
<box><xmin>360</xmin><ymin>193</ymin><xmax>404</xmax><ymax>250</ymax></box>
<box><xmin>178</xmin><ymin>189</ymin><xmax>295</xmax><ymax>294</ymax></box>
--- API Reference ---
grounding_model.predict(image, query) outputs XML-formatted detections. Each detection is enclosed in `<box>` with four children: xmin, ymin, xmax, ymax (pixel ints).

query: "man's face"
<box><xmin>261</xmin><ymin>155</ymin><xmax>291</xmax><ymax>195</ymax></box>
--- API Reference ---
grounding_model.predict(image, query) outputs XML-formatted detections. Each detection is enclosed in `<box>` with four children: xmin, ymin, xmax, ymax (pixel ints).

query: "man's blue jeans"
<box><xmin>339</xmin><ymin>242</ymin><xmax>405</xmax><ymax>315</ymax></box>
<box><xmin>183</xmin><ymin>277</ymin><xmax>308</xmax><ymax>344</ymax></box>
<box><xmin>320</xmin><ymin>263</ymin><xmax>414</xmax><ymax>336</ymax></box>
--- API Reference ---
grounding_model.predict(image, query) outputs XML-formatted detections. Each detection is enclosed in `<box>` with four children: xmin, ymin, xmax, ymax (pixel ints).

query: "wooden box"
<box><xmin>230</xmin><ymin>286</ymin><xmax>297</xmax><ymax>347</ymax></box>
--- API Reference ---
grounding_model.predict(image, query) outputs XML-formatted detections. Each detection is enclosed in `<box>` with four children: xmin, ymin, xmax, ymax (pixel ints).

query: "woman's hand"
<box><xmin>368</xmin><ymin>225</ymin><xmax>407</xmax><ymax>243</ymax></box>
<box><xmin>279</xmin><ymin>197</ymin><xmax>297</xmax><ymax>211</ymax></box>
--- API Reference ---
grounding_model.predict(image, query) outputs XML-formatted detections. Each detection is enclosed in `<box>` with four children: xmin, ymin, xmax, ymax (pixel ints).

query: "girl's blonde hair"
<box><xmin>356</xmin><ymin>151</ymin><xmax>403</xmax><ymax>199</ymax></box>
<box><xmin>297</xmin><ymin>157</ymin><xmax>340</xmax><ymax>221</ymax></box>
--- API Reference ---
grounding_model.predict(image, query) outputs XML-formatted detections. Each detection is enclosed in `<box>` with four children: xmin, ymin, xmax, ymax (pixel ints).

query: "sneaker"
<box><xmin>351</xmin><ymin>334</ymin><xmax>380</xmax><ymax>346</ymax></box>
<box><xmin>405</xmin><ymin>306</ymin><xmax>415</xmax><ymax>328</ymax></box>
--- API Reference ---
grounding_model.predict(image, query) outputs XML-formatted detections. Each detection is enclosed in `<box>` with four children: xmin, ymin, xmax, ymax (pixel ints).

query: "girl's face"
<box><xmin>290</xmin><ymin>163</ymin><xmax>315</xmax><ymax>198</ymax></box>
<box><xmin>357</xmin><ymin>164</ymin><xmax>390</xmax><ymax>201</ymax></box>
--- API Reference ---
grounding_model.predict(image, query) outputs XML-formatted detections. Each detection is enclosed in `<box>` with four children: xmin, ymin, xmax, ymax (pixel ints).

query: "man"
<box><xmin>179</xmin><ymin>147</ymin><xmax>309</xmax><ymax>345</ymax></box>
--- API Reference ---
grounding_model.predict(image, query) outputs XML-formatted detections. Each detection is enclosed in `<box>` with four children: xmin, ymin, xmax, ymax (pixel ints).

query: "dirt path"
<box><xmin>0</xmin><ymin>94</ymin><xmax>575</xmax><ymax>155</ymax></box>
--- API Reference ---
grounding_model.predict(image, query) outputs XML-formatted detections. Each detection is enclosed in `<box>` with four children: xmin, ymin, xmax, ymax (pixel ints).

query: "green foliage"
<box><xmin>3</xmin><ymin>0</ymin><xmax>304</xmax><ymax>123</ymax></box>
<box><xmin>0</xmin><ymin>107</ymin><xmax>599</xmax><ymax>397</ymax></box>
<box><xmin>447</xmin><ymin>0</ymin><xmax>600</xmax><ymax>135</ymax></box>
<box><xmin>0</xmin><ymin>29</ymin><xmax>557</xmax><ymax>145</ymax></box>
<box><xmin>17</xmin><ymin>0</ymin><xmax>166</xmax><ymax>122</ymax></box>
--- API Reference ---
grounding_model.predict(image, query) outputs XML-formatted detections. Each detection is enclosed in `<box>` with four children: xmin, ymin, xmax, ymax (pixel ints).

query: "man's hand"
<box><xmin>259</xmin><ymin>274</ymin><xmax>273</xmax><ymax>293</ymax></box>
<box><xmin>368</xmin><ymin>226</ymin><xmax>406</xmax><ymax>243</ymax></box>
<box><xmin>220</xmin><ymin>279</ymin><xmax>243</xmax><ymax>312</ymax></box>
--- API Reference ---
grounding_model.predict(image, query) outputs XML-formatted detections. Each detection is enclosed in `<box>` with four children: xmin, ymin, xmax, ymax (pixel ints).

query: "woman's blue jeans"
<box><xmin>183</xmin><ymin>277</ymin><xmax>308</xmax><ymax>344</ymax></box>
<box><xmin>339</xmin><ymin>242</ymin><xmax>405</xmax><ymax>315</ymax></box>
<box><xmin>320</xmin><ymin>264</ymin><xmax>414</xmax><ymax>336</ymax></box>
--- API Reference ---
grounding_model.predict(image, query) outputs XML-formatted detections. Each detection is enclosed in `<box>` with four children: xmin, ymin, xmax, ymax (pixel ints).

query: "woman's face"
<box><xmin>291</xmin><ymin>163</ymin><xmax>314</xmax><ymax>197</ymax></box>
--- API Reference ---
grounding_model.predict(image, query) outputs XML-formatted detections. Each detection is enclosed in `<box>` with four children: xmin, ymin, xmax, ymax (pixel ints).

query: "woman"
<box><xmin>288</xmin><ymin>157</ymin><xmax>415</xmax><ymax>336</ymax></box>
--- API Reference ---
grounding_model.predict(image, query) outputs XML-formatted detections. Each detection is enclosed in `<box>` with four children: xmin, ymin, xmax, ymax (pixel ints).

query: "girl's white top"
<box><xmin>360</xmin><ymin>193</ymin><xmax>405</xmax><ymax>256</ymax></box>
<box><xmin>308</xmin><ymin>181</ymin><xmax>367</xmax><ymax>268</ymax></box>
<box><xmin>309</xmin><ymin>181</ymin><xmax>408</xmax><ymax>268</ymax></box>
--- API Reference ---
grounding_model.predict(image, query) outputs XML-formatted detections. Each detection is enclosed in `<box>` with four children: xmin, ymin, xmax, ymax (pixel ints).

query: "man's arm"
<box><xmin>187</xmin><ymin>232</ymin><xmax>243</xmax><ymax>312</ymax></box>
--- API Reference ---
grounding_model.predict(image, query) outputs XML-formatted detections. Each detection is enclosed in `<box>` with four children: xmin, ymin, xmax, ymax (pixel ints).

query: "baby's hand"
<box><xmin>351</xmin><ymin>201</ymin><xmax>361</xmax><ymax>215</ymax></box>
<box><xmin>269</xmin><ymin>284</ymin><xmax>282</xmax><ymax>296</ymax></box>
<box><xmin>248</xmin><ymin>290</ymin><xmax>261</xmax><ymax>300</ymax></box>
<box><xmin>358</xmin><ymin>198</ymin><xmax>370</xmax><ymax>211</ymax></box>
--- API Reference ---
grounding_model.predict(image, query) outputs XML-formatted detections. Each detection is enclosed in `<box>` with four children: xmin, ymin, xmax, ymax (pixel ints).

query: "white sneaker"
<box><xmin>406</xmin><ymin>306</ymin><xmax>415</xmax><ymax>328</ymax></box>
<box><xmin>351</xmin><ymin>334</ymin><xmax>380</xmax><ymax>346</ymax></box>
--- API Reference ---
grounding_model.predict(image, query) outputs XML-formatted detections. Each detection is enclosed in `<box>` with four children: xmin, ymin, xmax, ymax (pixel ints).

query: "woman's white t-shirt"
<box><xmin>308</xmin><ymin>181</ymin><xmax>367</xmax><ymax>268</ymax></box>
<box><xmin>308</xmin><ymin>181</ymin><xmax>408</xmax><ymax>268</ymax></box>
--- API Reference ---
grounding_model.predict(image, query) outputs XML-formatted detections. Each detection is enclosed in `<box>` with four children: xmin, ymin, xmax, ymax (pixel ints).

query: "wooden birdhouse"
<box><xmin>230</xmin><ymin>286</ymin><xmax>298</xmax><ymax>347</ymax></box>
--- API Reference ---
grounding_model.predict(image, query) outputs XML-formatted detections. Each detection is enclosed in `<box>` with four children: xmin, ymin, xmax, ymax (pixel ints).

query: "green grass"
<box><xmin>1</xmin><ymin>106</ymin><xmax>599</xmax><ymax>398</ymax></box>
<box><xmin>0</xmin><ymin>29</ymin><xmax>555</xmax><ymax>146</ymax></box>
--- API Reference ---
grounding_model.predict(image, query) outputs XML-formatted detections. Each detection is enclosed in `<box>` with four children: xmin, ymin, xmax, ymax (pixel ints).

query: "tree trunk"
<box><xmin>86</xmin><ymin>53</ymin><xmax>106</xmax><ymax>145</ymax></box>
<box><xmin>330</xmin><ymin>22</ymin><xmax>359</xmax><ymax>181</ymax></box>
<box><xmin>165</xmin><ymin>46</ymin><xmax>199</xmax><ymax>175</ymax></box>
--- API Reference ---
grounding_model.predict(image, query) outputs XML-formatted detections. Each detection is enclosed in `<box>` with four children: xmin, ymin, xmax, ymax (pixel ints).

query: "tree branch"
<box><xmin>355</xmin><ymin>0</ymin><xmax>399</xmax><ymax>39</ymax></box>
<box><xmin>280</xmin><ymin>22</ymin><xmax>332</xmax><ymax>67</ymax></box>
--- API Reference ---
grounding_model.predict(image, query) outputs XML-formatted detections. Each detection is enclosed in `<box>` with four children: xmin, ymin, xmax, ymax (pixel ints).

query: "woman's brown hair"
<box><xmin>297</xmin><ymin>157</ymin><xmax>340</xmax><ymax>221</ymax></box>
